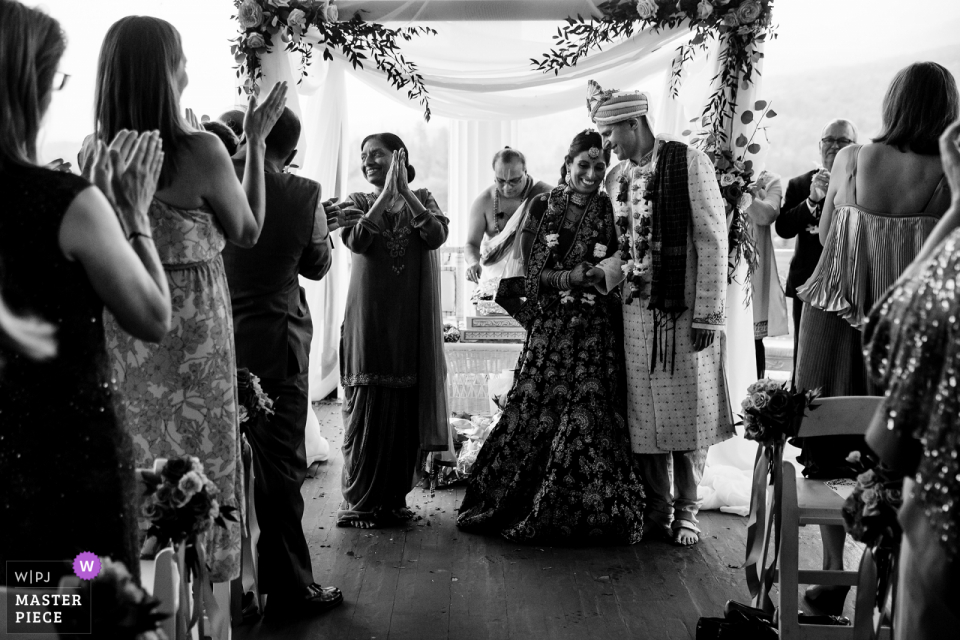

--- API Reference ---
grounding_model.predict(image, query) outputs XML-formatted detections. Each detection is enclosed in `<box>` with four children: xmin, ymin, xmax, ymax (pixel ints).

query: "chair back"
<box><xmin>795</xmin><ymin>396</ymin><xmax>882</xmax><ymax>439</ymax></box>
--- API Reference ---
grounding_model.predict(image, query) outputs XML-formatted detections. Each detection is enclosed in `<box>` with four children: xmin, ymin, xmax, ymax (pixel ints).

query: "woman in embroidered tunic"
<box><xmin>457</xmin><ymin>130</ymin><xmax>646</xmax><ymax>545</ymax></box>
<box><xmin>793</xmin><ymin>61</ymin><xmax>957</xmax><ymax>614</ymax></box>
<box><xmin>339</xmin><ymin>133</ymin><xmax>450</xmax><ymax>529</ymax></box>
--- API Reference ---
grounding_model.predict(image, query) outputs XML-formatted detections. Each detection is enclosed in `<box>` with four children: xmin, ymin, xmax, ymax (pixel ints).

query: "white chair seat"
<box><xmin>797</xmin><ymin>478</ymin><xmax>846</xmax><ymax>526</ymax></box>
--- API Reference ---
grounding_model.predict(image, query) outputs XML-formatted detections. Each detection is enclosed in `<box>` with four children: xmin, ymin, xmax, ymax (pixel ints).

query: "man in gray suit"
<box><xmin>223</xmin><ymin>107</ymin><xmax>359</xmax><ymax>617</ymax></box>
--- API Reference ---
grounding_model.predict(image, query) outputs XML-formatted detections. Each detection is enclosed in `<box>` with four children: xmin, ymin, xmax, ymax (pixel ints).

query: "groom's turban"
<box><xmin>586</xmin><ymin>80</ymin><xmax>650</xmax><ymax>125</ymax></box>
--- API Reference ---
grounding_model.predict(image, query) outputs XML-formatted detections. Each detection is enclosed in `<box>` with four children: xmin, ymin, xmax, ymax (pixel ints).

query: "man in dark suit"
<box><xmin>223</xmin><ymin>107</ymin><xmax>359</xmax><ymax>617</ymax></box>
<box><xmin>774</xmin><ymin>119</ymin><xmax>857</xmax><ymax>375</ymax></box>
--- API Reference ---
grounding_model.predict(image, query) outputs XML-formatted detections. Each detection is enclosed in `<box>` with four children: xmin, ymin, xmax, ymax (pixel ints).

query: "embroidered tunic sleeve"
<box><xmin>410</xmin><ymin>189</ymin><xmax>449</xmax><ymax>250</ymax></box>
<box><xmin>687</xmin><ymin>147</ymin><xmax>728</xmax><ymax>331</ymax></box>
<box><xmin>341</xmin><ymin>193</ymin><xmax>380</xmax><ymax>254</ymax></box>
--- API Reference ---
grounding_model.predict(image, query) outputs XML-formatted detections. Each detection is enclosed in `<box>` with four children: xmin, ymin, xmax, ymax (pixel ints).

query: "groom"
<box><xmin>588</xmin><ymin>81</ymin><xmax>734</xmax><ymax>546</ymax></box>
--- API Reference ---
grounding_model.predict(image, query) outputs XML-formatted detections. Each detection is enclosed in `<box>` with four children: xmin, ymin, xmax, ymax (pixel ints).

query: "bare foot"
<box><xmin>672</xmin><ymin>527</ymin><xmax>699</xmax><ymax>546</ymax></box>
<box><xmin>338</xmin><ymin>518</ymin><xmax>377</xmax><ymax>529</ymax></box>
<box><xmin>390</xmin><ymin>507</ymin><xmax>415</xmax><ymax>522</ymax></box>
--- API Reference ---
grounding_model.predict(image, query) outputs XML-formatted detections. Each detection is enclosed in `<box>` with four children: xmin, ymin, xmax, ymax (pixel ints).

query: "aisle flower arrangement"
<box><xmin>231</xmin><ymin>0</ymin><xmax>435</xmax><ymax>119</ymax></box>
<box><xmin>237</xmin><ymin>367</ymin><xmax>274</xmax><ymax>425</ymax></box>
<box><xmin>738</xmin><ymin>377</ymin><xmax>818</xmax><ymax>611</ymax></box>
<box><xmin>841</xmin><ymin>451</ymin><xmax>904</xmax><ymax>634</ymax></box>
<box><xmin>141</xmin><ymin>457</ymin><xmax>238</xmax><ymax>548</ymax></box>
<box><xmin>738</xmin><ymin>378</ymin><xmax>819</xmax><ymax>446</ymax></box>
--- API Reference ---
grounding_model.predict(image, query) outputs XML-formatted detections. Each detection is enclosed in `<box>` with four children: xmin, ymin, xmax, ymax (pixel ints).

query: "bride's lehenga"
<box><xmin>457</xmin><ymin>188</ymin><xmax>645</xmax><ymax>545</ymax></box>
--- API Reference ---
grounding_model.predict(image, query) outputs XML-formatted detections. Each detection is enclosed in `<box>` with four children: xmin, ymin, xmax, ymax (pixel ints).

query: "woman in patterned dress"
<box><xmin>457</xmin><ymin>130</ymin><xmax>645</xmax><ymax>544</ymax></box>
<box><xmin>93</xmin><ymin>16</ymin><xmax>287</xmax><ymax>582</ymax></box>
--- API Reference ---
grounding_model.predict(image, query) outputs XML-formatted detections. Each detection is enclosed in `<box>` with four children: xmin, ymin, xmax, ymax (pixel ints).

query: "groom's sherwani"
<box><xmin>601</xmin><ymin>138</ymin><xmax>734</xmax><ymax>454</ymax></box>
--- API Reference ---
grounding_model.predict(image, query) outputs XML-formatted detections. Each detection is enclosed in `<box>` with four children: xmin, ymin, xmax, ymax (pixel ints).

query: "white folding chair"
<box><xmin>140</xmin><ymin>545</ymin><xmax>177</xmax><ymax>640</ymax></box>
<box><xmin>776</xmin><ymin>396</ymin><xmax>891</xmax><ymax>639</ymax></box>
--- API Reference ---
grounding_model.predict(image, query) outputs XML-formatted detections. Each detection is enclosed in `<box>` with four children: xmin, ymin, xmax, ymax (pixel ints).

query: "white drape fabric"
<box><xmin>334</xmin><ymin>21</ymin><xmax>691</xmax><ymax>120</ymax></box>
<box><xmin>258</xmin><ymin>21</ymin><xmax>777</xmax><ymax>513</ymax></box>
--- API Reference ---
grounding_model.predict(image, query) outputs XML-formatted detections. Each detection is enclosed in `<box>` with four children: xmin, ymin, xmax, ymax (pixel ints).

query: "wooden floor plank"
<box><xmin>233</xmin><ymin>401</ymin><xmax>853</xmax><ymax>640</ymax></box>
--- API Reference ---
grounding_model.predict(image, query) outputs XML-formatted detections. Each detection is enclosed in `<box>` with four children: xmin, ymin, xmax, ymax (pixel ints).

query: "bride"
<box><xmin>457</xmin><ymin>130</ymin><xmax>645</xmax><ymax>544</ymax></box>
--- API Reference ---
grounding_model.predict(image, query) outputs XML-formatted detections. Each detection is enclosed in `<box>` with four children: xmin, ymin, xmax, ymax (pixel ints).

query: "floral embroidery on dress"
<box><xmin>340</xmin><ymin>372</ymin><xmax>417</xmax><ymax>388</ymax></box>
<box><xmin>458</xmin><ymin>186</ymin><xmax>644</xmax><ymax>544</ymax></box>
<box><xmin>382</xmin><ymin>212</ymin><xmax>413</xmax><ymax>276</ymax></box>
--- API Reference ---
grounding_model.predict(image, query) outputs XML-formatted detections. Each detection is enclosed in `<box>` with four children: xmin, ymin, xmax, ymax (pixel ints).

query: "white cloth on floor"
<box><xmin>305</xmin><ymin>405</ymin><xmax>330</xmax><ymax>466</ymax></box>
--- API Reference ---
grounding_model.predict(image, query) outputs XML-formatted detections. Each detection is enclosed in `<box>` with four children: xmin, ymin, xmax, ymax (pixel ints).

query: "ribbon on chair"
<box><xmin>743</xmin><ymin>439</ymin><xmax>785</xmax><ymax>613</ymax></box>
<box><xmin>179</xmin><ymin>541</ymin><xmax>226</xmax><ymax>640</ymax></box>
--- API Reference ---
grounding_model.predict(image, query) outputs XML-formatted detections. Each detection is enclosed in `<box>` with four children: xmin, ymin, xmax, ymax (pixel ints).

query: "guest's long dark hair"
<box><xmin>361</xmin><ymin>132</ymin><xmax>416</xmax><ymax>182</ymax></box>
<box><xmin>559</xmin><ymin>129</ymin><xmax>610</xmax><ymax>185</ymax></box>
<box><xmin>94</xmin><ymin>16</ymin><xmax>189</xmax><ymax>188</ymax></box>
<box><xmin>873</xmin><ymin>62</ymin><xmax>959</xmax><ymax>156</ymax></box>
<box><xmin>0</xmin><ymin>0</ymin><xmax>66</xmax><ymax>169</ymax></box>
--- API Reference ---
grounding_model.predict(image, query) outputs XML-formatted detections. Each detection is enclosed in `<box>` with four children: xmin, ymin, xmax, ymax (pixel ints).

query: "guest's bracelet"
<box><xmin>128</xmin><ymin>231</ymin><xmax>153</xmax><ymax>243</ymax></box>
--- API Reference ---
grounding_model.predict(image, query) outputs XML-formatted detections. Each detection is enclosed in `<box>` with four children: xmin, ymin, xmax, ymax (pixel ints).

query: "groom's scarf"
<box><xmin>647</xmin><ymin>140</ymin><xmax>692</xmax><ymax>373</ymax></box>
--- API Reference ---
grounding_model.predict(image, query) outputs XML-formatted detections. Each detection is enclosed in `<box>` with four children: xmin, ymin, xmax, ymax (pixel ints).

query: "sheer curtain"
<box><xmin>258</xmin><ymin>20</ymin><xmax>697</xmax><ymax>400</ymax></box>
<box><xmin>259</xmin><ymin>21</ymin><xmax>779</xmax><ymax>513</ymax></box>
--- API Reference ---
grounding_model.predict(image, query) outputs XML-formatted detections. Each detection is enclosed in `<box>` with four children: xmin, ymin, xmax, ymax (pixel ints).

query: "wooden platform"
<box><xmin>234</xmin><ymin>402</ymin><xmax>862</xmax><ymax>640</ymax></box>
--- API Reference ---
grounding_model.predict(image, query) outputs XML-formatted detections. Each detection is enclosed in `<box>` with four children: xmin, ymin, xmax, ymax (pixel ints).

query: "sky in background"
<box><xmin>27</xmin><ymin>0</ymin><xmax>960</xmax><ymax>197</ymax></box>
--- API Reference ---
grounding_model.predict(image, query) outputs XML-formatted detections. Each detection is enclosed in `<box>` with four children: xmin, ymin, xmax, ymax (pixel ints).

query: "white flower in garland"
<box><xmin>238</xmin><ymin>0</ymin><xmax>264</xmax><ymax>28</ymax></box>
<box><xmin>593</xmin><ymin>243</ymin><xmax>607</xmax><ymax>259</ymax></box>
<box><xmin>287</xmin><ymin>7</ymin><xmax>307</xmax><ymax>28</ymax></box>
<box><xmin>322</xmin><ymin>0</ymin><xmax>339</xmax><ymax>22</ymax></box>
<box><xmin>581</xmin><ymin>293</ymin><xmax>596</xmax><ymax>306</ymax></box>
<box><xmin>635</xmin><ymin>0</ymin><xmax>658</xmax><ymax>20</ymax></box>
<box><xmin>545</xmin><ymin>233</ymin><xmax>560</xmax><ymax>249</ymax></box>
<box><xmin>560</xmin><ymin>291</ymin><xmax>576</xmax><ymax>305</ymax></box>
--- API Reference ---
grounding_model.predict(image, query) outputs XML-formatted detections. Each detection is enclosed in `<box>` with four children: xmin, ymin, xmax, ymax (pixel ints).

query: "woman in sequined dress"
<box><xmin>0</xmin><ymin>0</ymin><xmax>171</xmax><ymax>582</ymax></box>
<box><xmin>338</xmin><ymin>134</ymin><xmax>450</xmax><ymax>529</ymax></box>
<box><xmin>863</xmin><ymin>119</ymin><xmax>960</xmax><ymax>640</ymax></box>
<box><xmin>457</xmin><ymin>130</ymin><xmax>646</xmax><ymax>545</ymax></box>
<box><xmin>93</xmin><ymin>17</ymin><xmax>287</xmax><ymax>583</ymax></box>
<box><xmin>792</xmin><ymin>62</ymin><xmax>958</xmax><ymax>613</ymax></box>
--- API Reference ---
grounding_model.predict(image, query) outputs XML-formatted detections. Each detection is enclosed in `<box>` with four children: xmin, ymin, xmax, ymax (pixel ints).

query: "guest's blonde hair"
<box><xmin>0</xmin><ymin>0</ymin><xmax>66</xmax><ymax>169</ymax></box>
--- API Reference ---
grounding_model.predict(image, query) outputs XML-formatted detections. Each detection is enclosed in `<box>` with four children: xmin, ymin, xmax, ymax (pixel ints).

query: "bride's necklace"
<box><xmin>568</xmin><ymin>190</ymin><xmax>590</xmax><ymax>208</ymax></box>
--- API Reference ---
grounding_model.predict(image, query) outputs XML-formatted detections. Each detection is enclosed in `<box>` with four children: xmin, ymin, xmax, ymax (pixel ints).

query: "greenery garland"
<box><xmin>231</xmin><ymin>0</ymin><xmax>436</xmax><ymax>120</ymax></box>
<box><xmin>534</xmin><ymin>0</ymin><xmax>777</xmax><ymax>293</ymax></box>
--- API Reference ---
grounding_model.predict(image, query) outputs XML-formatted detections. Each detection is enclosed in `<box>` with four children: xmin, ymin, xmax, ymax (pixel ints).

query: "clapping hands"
<box><xmin>321</xmin><ymin>197</ymin><xmax>364</xmax><ymax>233</ymax></box>
<box><xmin>81</xmin><ymin>130</ymin><xmax>164</xmax><ymax>237</ymax></box>
<box><xmin>810</xmin><ymin>168</ymin><xmax>830</xmax><ymax>203</ymax></box>
<box><xmin>243</xmin><ymin>81</ymin><xmax>289</xmax><ymax>144</ymax></box>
